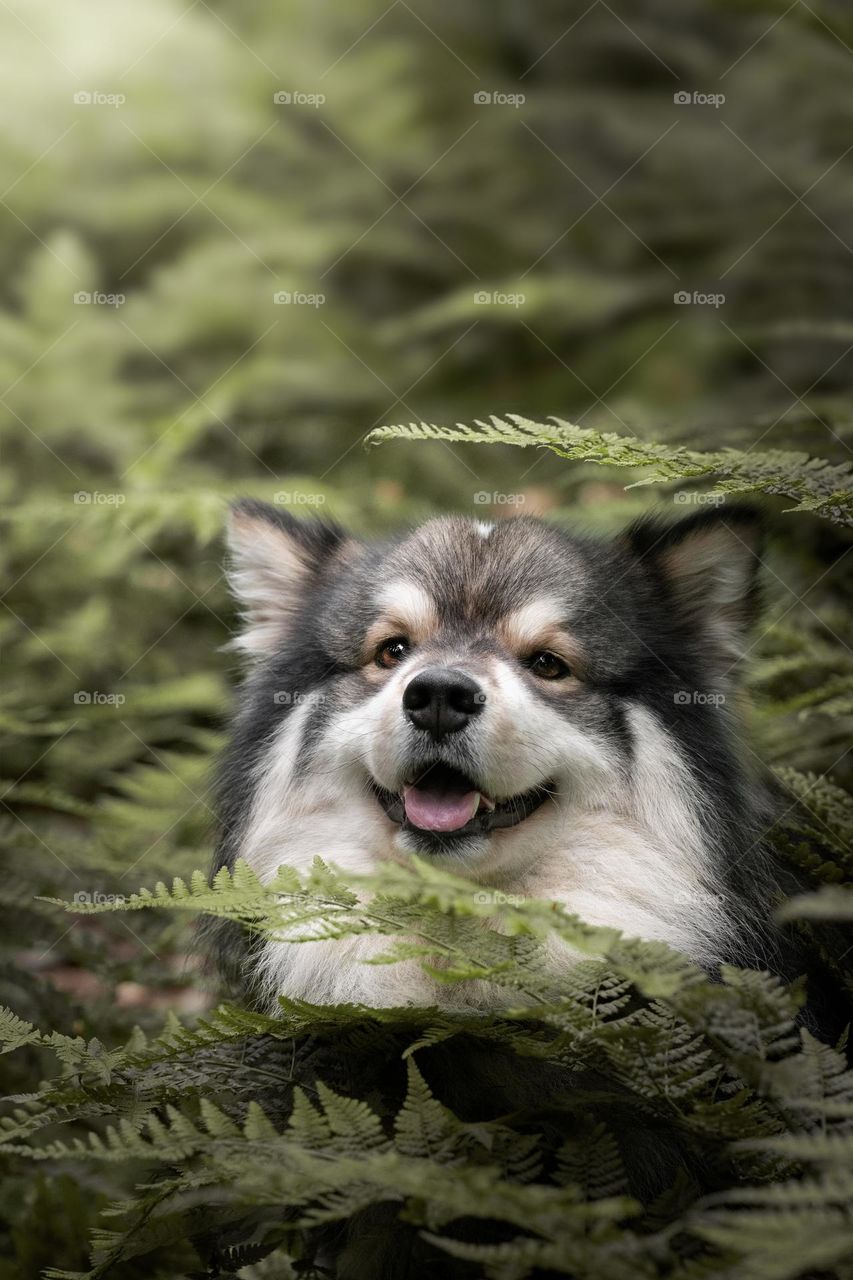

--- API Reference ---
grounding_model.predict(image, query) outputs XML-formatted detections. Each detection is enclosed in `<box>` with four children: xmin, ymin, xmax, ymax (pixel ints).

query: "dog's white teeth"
<box><xmin>477</xmin><ymin>794</ymin><xmax>496</xmax><ymax>812</ymax></box>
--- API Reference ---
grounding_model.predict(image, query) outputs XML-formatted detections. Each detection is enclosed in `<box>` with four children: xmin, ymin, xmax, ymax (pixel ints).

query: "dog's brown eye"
<box><xmin>376</xmin><ymin>637</ymin><xmax>410</xmax><ymax>669</ymax></box>
<box><xmin>527</xmin><ymin>651</ymin><xmax>571</xmax><ymax>681</ymax></box>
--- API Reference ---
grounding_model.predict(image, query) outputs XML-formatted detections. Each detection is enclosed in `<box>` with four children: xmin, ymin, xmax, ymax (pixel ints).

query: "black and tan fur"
<box><xmin>210</xmin><ymin>500</ymin><xmax>807</xmax><ymax>1010</ymax></box>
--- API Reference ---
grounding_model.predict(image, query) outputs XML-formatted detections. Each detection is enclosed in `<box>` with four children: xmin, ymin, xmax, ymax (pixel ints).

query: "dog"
<box><xmin>212</xmin><ymin>498</ymin><xmax>788</xmax><ymax>1012</ymax></box>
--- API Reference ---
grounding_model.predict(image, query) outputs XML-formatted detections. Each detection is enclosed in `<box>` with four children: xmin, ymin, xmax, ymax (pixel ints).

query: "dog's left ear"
<box><xmin>626</xmin><ymin>503</ymin><xmax>763</xmax><ymax>667</ymax></box>
<box><xmin>226</xmin><ymin>499</ymin><xmax>355</xmax><ymax>658</ymax></box>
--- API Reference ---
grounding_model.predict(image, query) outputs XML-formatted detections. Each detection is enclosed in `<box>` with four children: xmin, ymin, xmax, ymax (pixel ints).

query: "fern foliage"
<box><xmin>369</xmin><ymin>416</ymin><xmax>853</xmax><ymax>524</ymax></box>
<box><xmin>0</xmin><ymin>859</ymin><xmax>849</xmax><ymax>1278</ymax></box>
<box><xmin>2</xmin><ymin>0</ymin><xmax>853</xmax><ymax>1275</ymax></box>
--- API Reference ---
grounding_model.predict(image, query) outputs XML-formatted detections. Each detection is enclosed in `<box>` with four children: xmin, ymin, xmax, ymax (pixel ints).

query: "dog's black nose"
<box><xmin>403</xmin><ymin>667</ymin><xmax>485</xmax><ymax>740</ymax></box>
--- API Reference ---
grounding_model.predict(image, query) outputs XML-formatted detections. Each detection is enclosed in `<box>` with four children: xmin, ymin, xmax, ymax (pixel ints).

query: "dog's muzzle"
<box><xmin>369</xmin><ymin>665</ymin><xmax>552</xmax><ymax>845</ymax></box>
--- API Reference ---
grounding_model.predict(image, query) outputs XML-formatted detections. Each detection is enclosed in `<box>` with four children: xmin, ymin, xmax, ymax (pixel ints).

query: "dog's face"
<box><xmin>224</xmin><ymin>501</ymin><xmax>762</xmax><ymax>891</ymax></box>
<box><xmin>309</xmin><ymin>516</ymin><xmax>620</xmax><ymax>869</ymax></box>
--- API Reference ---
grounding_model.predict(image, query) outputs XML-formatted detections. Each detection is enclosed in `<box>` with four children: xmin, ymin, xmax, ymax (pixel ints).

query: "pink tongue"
<box><xmin>403</xmin><ymin>785</ymin><xmax>480</xmax><ymax>832</ymax></box>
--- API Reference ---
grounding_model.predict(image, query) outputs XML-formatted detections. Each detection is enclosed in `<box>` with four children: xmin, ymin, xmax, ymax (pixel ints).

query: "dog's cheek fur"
<box><xmin>468</xmin><ymin>700</ymin><xmax>732</xmax><ymax>964</ymax></box>
<box><xmin>238</xmin><ymin>695</ymin><xmax>393</xmax><ymax>885</ymax></box>
<box><xmin>480</xmin><ymin>660</ymin><xmax>621</xmax><ymax>800</ymax></box>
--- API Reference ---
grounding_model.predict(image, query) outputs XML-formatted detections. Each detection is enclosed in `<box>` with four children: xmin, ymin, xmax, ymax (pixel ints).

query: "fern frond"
<box><xmin>368</xmin><ymin>415</ymin><xmax>853</xmax><ymax>523</ymax></box>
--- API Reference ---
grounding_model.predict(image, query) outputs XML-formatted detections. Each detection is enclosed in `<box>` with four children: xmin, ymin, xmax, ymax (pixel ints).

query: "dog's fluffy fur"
<box><xmin>213</xmin><ymin>501</ymin><xmax>788</xmax><ymax>1010</ymax></box>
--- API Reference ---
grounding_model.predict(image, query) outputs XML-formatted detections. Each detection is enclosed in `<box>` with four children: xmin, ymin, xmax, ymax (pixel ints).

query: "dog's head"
<box><xmin>225</xmin><ymin>501</ymin><xmax>762</xmax><ymax>878</ymax></box>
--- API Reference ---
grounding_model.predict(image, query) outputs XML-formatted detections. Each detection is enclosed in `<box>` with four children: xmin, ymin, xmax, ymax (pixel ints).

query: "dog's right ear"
<box><xmin>226</xmin><ymin>499</ymin><xmax>353</xmax><ymax>658</ymax></box>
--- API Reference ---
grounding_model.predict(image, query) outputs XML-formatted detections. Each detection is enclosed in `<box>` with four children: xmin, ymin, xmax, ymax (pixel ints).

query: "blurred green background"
<box><xmin>1</xmin><ymin>2</ymin><xmax>852</xmax><ymax>1271</ymax></box>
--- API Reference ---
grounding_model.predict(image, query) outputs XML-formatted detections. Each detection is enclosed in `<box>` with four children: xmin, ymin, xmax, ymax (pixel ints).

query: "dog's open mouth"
<box><xmin>372</xmin><ymin>762</ymin><xmax>552</xmax><ymax>838</ymax></box>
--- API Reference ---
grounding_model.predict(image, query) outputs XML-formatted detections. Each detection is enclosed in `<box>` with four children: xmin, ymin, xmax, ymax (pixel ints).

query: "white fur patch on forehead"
<box><xmin>373</xmin><ymin>579</ymin><xmax>438</xmax><ymax>640</ymax></box>
<box><xmin>475</xmin><ymin>521</ymin><xmax>494</xmax><ymax>538</ymax></box>
<box><xmin>500</xmin><ymin>596</ymin><xmax>566</xmax><ymax>648</ymax></box>
<box><xmin>498</xmin><ymin>596</ymin><xmax>585</xmax><ymax>671</ymax></box>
